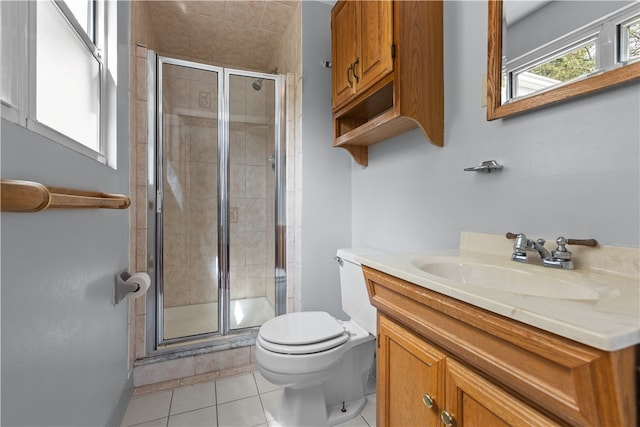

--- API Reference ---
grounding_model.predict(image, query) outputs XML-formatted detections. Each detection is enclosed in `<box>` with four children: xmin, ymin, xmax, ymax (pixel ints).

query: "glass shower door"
<box><xmin>150</xmin><ymin>54</ymin><xmax>285</xmax><ymax>350</ymax></box>
<box><xmin>159</xmin><ymin>59</ymin><xmax>222</xmax><ymax>341</ymax></box>
<box><xmin>226</xmin><ymin>72</ymin><xmax>278</xmax><ymax>331</ymax></box>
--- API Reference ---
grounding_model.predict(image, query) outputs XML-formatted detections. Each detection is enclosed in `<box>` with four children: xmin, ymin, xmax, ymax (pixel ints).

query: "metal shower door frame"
<box><xmin>146</xmin><ymin>52</ymin><xmax>286</xmax><ymax>354</ymax></box>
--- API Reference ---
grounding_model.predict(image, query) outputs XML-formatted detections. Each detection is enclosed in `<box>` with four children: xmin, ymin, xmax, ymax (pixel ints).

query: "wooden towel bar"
<box><xmin>0</xmin><ymin>179</ymin><xmax>131</xmax><ymax>212</ymax></box>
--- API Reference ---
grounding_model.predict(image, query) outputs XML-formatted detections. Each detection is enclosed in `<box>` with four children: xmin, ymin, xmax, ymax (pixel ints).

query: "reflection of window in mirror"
<box><xmin>514</xmin><ymin>39</ymin><xmax>597</xmax><ymax>98</ymax></box>
<box><xmin>621</xmin><ymin>15</ymin><xmax>640</xmax><ymax>62</ymax></box>
<box><xmin>502</xmin><ymin>1</ymin><xmax>640</xmax><ymax>103</ymax></box>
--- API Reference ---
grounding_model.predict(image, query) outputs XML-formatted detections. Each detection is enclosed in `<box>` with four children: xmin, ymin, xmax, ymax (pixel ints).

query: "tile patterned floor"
<box><xmin>121</xmin><ymin>371</ymin><xmax>376</xmax><ymax>427</ymax></box>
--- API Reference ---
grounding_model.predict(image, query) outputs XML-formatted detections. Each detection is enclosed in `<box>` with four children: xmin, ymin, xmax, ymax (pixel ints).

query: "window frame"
<box><xmin>619</xmin><ymin>14</ymin><xmax>640</xmax><ymax>63</ymax></box>
<box><xmin>502</xmin><ymin>3</ymin><xmax>640</xmax><ymax>104</ymax></box>
<box><xmin>1</xmin><ymin>1</ymin><xmax>28</xmax><ymax>125</ymax></box>
<box><xmin>1</xmin><ymin>0</ymin><xmax>115</xmax><ymax>167</ymax></box>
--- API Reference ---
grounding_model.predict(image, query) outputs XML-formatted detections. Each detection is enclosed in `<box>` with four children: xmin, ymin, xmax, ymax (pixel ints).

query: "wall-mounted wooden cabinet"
<box><xmin>331</xmin><ymin>1</ymin><xmax>393</xmax><ymax>109</ymax></box>
<box><xmin>365</xmin><ymin>266</ymin><xmax>637</xmax><ymax>426</ymax></box>
<box><xmin>331</xmin><ymin>0</ymin><xmax>444</xmax><ymax>166</ymax></box>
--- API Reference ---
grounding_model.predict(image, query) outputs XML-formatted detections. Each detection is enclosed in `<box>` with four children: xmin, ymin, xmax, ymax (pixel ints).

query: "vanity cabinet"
<box><xmin>365</xmin><ymin>267</ymin><xmax>637</xmax><ymax>426</ymax></box>
<box><xmin>377</xmin><ymin>314</ymin><xmax>444</xmax><ymax>426</ymax></box>
<box><xmin>330</xmin><ymin>1</ymin><xmax>443</xmax><ymax>166</ymax></box>
<box><xmin>379</xmin><ymin>314</ymin><xmax>559</xmax><ymax>426</ymax></box>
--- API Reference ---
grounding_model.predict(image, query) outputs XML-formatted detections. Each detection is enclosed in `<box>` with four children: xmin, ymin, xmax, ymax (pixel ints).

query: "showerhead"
<box><xmin>251</xmin><ymin>68</ymin><xmax>278</xmax><ymax>91</ymax></box>
<box><xmin>252</xmin><ymin>79</ymin><xmax>263</xmax><ymax>91</ymax></box>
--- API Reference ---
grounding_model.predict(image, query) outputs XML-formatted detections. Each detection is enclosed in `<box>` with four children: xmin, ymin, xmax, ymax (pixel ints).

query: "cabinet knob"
<box><xmin>422</xmin><ymin>393</ymin><xmax>434</xmax><ymax>408</ymax></box>
<box><xmin>441</xmin><ymin>410</ymin><xmax>455</xmax><ymax>426</ymax></box>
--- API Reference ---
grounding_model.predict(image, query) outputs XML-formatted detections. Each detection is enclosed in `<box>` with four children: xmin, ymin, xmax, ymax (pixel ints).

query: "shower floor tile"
<box><xmin>163</xmin><ymin>297</ymin><xmax>275</xmax><ymax>340</ymax></box>
<box><xmin>121</xmin><ymin>371</ymin><xmax>377</xmax><ymax>427</ymax></box>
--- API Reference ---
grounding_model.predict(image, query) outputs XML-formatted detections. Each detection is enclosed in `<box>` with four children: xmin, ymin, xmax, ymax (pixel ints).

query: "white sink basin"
<box><xmin>411</xmin><ymin>257</ymin><xmax>619</xmax><ymax>300</ymax></box>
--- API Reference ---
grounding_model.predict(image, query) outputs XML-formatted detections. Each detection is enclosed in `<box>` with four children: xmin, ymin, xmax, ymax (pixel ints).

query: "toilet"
<box><xmin>255</xmin><ymin>249</ymin><xmax>377</xmax><ymax>426</ymax></box>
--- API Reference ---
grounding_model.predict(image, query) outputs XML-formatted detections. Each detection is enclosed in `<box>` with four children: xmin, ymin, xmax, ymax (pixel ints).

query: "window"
<box><xmin>1</xmin><ymin>0</ymin><xmax>117</xmax><ymax>166</ymax></box>
<box><xmin>620</xmin><ymin>15</ymin><xmax>640</xmax><ymax>63</ymax></box>
<box><xmin>514</xmin><ymin>38</ymin><xmax>597</xmax><ymax>98</ymax></box>
<box><xmin>503</xmin><ymin>3</ymin><xmax>640</xmax><ymax>103</ymax></box>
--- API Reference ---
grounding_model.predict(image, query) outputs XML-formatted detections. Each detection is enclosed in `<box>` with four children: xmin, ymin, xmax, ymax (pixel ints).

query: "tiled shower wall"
<box><xmin>268</xmin><ymin>4</ymin><xmax>302</xmax><ymax>314</ymax></box>
<box><xmin>128</xmin><ymin>1</ymin><xmax>152</xmax><ymax>368</ymax></box>
<box><xmin>128</xmin><ymin>1</ymin><xmax>302</xmax><ymax>386</ymax></box>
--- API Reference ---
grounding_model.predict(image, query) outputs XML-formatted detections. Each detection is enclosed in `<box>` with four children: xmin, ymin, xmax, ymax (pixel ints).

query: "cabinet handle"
<box><xmin>347</xmin><ymin>64</ymin><xmax>354</xmax><ymax>88</ymax></box>
<box><xmin>422</xmin><ymin>393</ymin><xmax>434</xmax><ymax>408</ymax></box>
<box><xmin>352</xmin><ymin>58</ymin><xmax>360</xmax><ymax>83</ymax></box>
<box><xmin>441</xmin><ymin>410</ymin><xmax>455</xmax><ymax>427</ymax></box>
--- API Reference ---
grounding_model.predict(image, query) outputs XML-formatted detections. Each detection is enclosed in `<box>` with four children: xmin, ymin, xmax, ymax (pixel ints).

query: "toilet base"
<box><xmin>275</xmin><ymin>386</ymin><xmax>367</xmax><ymax>427</ymax></box>
<box><xmin>262</xmin><ymin>337</ymin><xmax>375</xmax><ymax>426</ymax></box>
<box><xmin>326</xmin><ymin>395</ymin><xmax>367</xmax><ymax>426</ymax></box>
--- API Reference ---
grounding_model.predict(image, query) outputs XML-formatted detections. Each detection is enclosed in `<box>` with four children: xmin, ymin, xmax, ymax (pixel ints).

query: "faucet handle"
<box><xmin>565</xmin><ymin>237</ymin><xmax>598</xmax><ymax>247</ymax></box>
<box><xmin>552</xmin><ymin>237</ymin><xmax>572</xmax><ymax>260</ymax></box>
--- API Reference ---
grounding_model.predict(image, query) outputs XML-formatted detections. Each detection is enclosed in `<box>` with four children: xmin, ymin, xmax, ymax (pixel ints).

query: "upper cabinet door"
<box><xmin>331</xmin><ymin>1</ymin><xmax>360</xmax><ymax>108</ymax></box>
<box><xmin>356</xmin><ymin>0</ymin><xmax>393</xmax><ymax>96</ymax></box>
<box><xmin>331</xmin><ymin>0</ymin><xmax>393</xmax><ymax>110</ymax></box>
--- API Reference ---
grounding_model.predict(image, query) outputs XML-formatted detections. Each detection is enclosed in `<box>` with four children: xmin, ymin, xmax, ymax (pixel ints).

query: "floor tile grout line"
<box><xmin>165</xmin><ymin>389</ymin><xmax>173</xmax><ymax>427</ymax></box>
<box><xmin>167</xmin><ymin>403</ymin><xmax>218</xmax><ymax>419</ymax></box>
<box><xmin>214</xmin><ymin>379</ymin><xmax>220</xmax><ymax>427</ymax></box>
<box><xmin>252</xmin><ymin>372</ymin><xmax>270</xmax><ymax>425</ymax></box>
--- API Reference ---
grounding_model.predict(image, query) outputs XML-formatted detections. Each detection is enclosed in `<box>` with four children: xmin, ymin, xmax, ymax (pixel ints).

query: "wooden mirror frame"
<box><xmin>487</xmin><ymin>0</ymin><xmax>640</xmax><ymax>120</ymax></box>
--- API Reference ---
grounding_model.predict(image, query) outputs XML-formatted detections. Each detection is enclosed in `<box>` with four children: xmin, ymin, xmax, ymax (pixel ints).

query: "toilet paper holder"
<box><xmin>115</xmin><ymin>269</ymin><xmax>140</xmax><ymax>304</ymax></box>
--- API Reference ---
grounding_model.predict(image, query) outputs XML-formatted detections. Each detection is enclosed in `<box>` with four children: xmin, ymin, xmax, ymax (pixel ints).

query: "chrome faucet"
<box><xmin>507</xmin><ymin>233</ymin><xmax>598</xmax><ymax>270</ymax></box>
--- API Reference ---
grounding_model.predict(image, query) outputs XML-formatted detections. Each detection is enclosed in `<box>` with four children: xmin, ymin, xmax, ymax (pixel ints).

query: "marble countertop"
<box><xmin>357</xmin><ymin>232</ymin><xmax>640</xmax><ymax>352</ymax></box>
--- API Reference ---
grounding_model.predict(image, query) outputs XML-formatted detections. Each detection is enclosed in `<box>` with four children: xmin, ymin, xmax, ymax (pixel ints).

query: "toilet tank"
<box><xmin>336</xmin><ymin>248</ymin><xmax>378</xmax><ymax>335</ymax></box>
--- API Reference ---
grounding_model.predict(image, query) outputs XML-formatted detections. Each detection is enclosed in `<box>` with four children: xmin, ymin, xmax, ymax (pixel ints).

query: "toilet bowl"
<box><xmin>255</xmin><ymin>249</ymin><xmax>378</xmax><ymax>426</ymax></box>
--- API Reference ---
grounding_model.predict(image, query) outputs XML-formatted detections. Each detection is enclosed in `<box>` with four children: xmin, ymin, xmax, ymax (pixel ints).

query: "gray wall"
<box><xmin>352</xmin><ymin>1</ymin><xmax>640</xmax><ymax>252</ymax></box>
<box><xmin>0</xmin><ymin>3</ymin><xmax>132</xmax><ymax>426</ymax></box>
<box><xmin>298</xmin><ymin>1</ymin><xmax>638</xmax><ymax>319</ymax></box>
<box><xmin>506</xmin><ymin>1</ymin><xmax>632</xmax><ymax>59</ymax></box>
<box><xmin>300</xmin><ymin>1</ymin><xmax>353</xmax><ymax>318</ymax></box>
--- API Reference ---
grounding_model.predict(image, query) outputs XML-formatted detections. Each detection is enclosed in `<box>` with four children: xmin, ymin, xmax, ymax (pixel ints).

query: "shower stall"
<box><xmin>146</xmin><ymin>52</ymin><xmax>286</xmax><ymax>350</ymax></box>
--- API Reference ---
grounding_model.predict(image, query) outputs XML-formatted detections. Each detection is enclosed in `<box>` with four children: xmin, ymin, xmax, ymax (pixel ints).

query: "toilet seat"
<box><xmin>258</xmin><ymin>312</ymin><xmax>349</xmax><ymax>355</ymax></box>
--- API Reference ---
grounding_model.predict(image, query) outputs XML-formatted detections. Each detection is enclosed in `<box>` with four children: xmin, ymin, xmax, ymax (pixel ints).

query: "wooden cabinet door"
<box><xmin>331</xmin><ymin>0</ymin><xmax>360</xmax><ymax>109</ymax></box>
<box><xmin>378</xmin><ymin>315</ymin><xmax>446</xmax><ymax>426</ymax></box>
<box><xmin>443</xmin><ymin>358</ymin><xmax>561</xmax><ymax>427</ymax></box>
<box><xmin>356</xmin><ymin>0</ymin><xmax>393</xmax><ymax>94</ymax></box>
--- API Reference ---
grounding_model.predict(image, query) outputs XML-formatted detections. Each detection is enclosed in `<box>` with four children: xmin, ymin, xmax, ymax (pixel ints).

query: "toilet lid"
<box><xmin>257</xmin><ymin>332</ymin><xmax>349</xmax><ymax>355</ymax></box>
<box><xmin>259</xmin><ymin>312</ymin><xmax>347</xmax><ymax>346</ymax></box>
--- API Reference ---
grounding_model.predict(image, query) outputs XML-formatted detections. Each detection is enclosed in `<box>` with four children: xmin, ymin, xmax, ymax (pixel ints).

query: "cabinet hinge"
<box><xmin>377</xmin><ymin>333</ymin><xmax>380</xmax><ymax>348</ymax></box>
<box><xmin>391</xmin><ymin>44</ymin><xmax>396</xmax><ymax>59</ymax></box>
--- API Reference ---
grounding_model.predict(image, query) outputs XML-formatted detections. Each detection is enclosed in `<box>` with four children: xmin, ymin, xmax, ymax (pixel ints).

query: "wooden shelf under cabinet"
<box><xmin>331</xmin><ymin>0</ymin><xmax>444</xmax><ymax>166</ymax></box>
<box><xmin>364</xmin><ymin>266</ymin><xmax>637</xmax><ymax>426</ymax></box>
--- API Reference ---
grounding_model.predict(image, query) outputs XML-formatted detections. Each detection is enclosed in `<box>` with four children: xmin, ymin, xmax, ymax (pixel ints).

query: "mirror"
<box><xmin>487</xmin><ymin>0</ymin><xmax>640</xmax><ymax>120</ymax></box>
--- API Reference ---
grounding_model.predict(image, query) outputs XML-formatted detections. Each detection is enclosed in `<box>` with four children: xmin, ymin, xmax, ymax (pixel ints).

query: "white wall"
<box><xmin>300</xmin><ymin>1</ymin><xmax>353</xmax><ymax>318</ymax></box>
<box><xmin>352</xmin><ymin>1</ymin><xmax>640</xmax><ymax>252</ymax></box>
<box><xmin>0</xmin><ymin>3</ymin><xmax>132</xmax><ymax>426</ymax></box>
